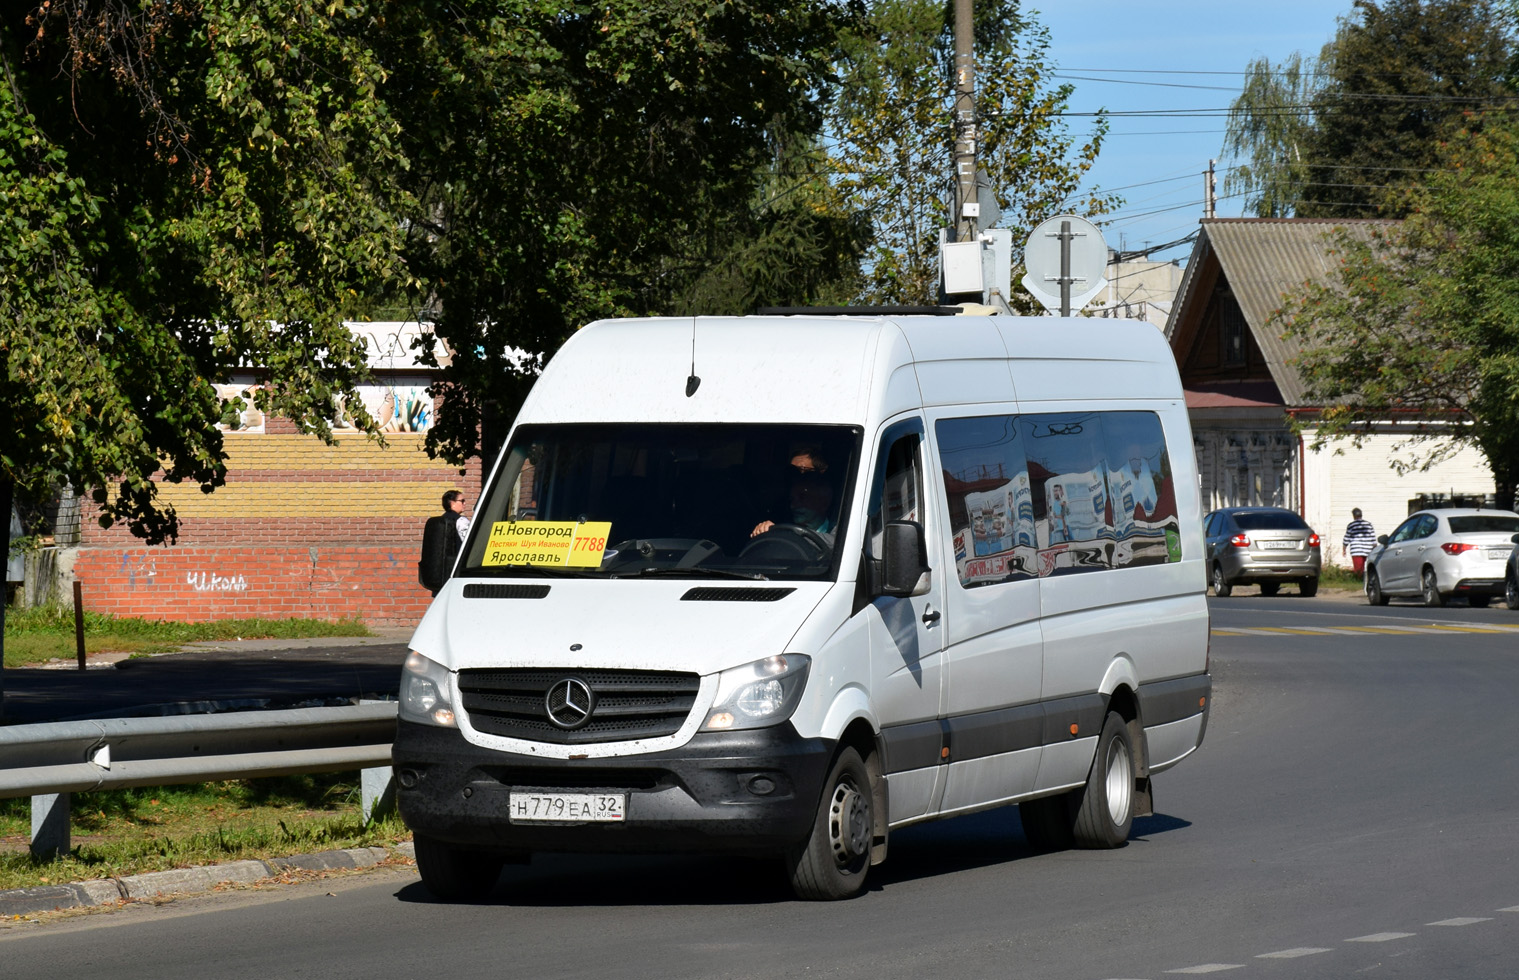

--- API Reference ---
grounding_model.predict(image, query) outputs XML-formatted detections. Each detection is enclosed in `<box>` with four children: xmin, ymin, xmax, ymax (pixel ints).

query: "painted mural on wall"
<box><xmin>211</xmin><ymin>322</ymin><xmax>444</xmax><ymax>434</ymax></box>
<box><xmin>938</xmin><ymin>411</ymin><xmax>1182</xmax><ymax>588</ymax></box>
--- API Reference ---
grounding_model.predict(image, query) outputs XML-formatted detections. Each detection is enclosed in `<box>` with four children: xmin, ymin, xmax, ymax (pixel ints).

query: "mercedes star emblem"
<box><xmin>545</xmin><ymin>677</ymin><xmax>595</xmax><ymax>730</ymax></box>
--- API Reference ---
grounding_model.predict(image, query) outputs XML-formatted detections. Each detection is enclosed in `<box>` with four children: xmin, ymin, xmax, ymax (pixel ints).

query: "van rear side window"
<box><xmin>936</xmin><ymin>411</ymin><xmax>1182</xmax><ymax>587</ymax></box>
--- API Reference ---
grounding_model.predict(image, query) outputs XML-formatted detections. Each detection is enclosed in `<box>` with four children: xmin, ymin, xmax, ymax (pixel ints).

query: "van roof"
<box><xmin>517</xmin><ymin>314</ymin><xmax>1183</xmax><ymax>426</ymax></box>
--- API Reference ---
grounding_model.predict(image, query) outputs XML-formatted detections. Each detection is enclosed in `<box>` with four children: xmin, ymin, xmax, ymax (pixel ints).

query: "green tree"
<box><xmin>379</xmin><ymin>1</ymin><xmax>860</xmax><ymax>466</ymax></box>
<box><xmin>1222</xmin><ymin>0</ymin><xmax>1515</xmax><ymax>219</ymax></box>
<box><xmin>1222</xmin><ymin>52</ymin><xmax>1320</xmax><ymax>217</ymax></box>
<box><xmin>825</xmin><ymin>0</ymin><xmax>1112</xmax><ymax>305</ymax></box>
<box><xmin>1</xmin><ymin>0</ymin><xmax>421</xmax><ymax>708</ymax></box>
<box><xmin>1275</xmin><ymin>119</ymin><xmax>1519</xmax><ymax>510</ymax></box>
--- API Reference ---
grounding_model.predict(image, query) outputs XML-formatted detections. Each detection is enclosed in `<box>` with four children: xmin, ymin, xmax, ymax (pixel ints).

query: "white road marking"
<box><xmin>1499</xmin><ymin>906</ymin><xmax>1519</xmax><ymax>912</ymax></box>
<box><xmin>1256</xmin><ymin>948</ymin><xmax>1333</xmax><ymax>958</ymax></box>
<box><xmin>1346</xmin><ymin>932</ymin><xmax>1415</xmax><ymax>942</ymax></box>
<box><xmin>1427</xmin><ymin>917</ymin><xmax>1491</xmax><ymax>926</ymax></box>
<box><xmin>1165</xmin><ymin>966</ymin><xmax>1244</xmax><ymax>975</ymax></box>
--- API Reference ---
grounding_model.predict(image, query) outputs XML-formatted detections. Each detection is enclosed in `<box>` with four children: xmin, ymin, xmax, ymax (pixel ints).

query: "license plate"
<box><xmin>509</xmin><ymin>791</ymin><xmax>626</xmax><ymax>824</ymax></box>
<box><xmin>1488</xmin><ymin>549</ymin><xmax>1511</xmax><ymax>560</ymax></box>
<box><xmin>1259</xmin><ymin>540</ymin><xmax>1297</xmax><ymax>550</ymax></box>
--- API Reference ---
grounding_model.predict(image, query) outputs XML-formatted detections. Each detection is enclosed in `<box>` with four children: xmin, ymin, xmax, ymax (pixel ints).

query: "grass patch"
<box><xmin>1318</xmin><ymin>564</ymin><xmax>1367</xmax><ymax>590</ymax></box>
<box><xmin>0</xmin><ymin>773</ymin><xmax>409</xmax><ymax>892</ymax></box>
<box><xmin>2</xmin><ymin>607</ymin><xmax>371</xmax><ymax>667</ymax></box>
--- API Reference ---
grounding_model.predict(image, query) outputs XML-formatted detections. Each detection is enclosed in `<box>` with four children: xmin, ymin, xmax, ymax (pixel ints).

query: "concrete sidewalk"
<box><xmin>1</xmin><ymin>628</ymin><xmax>415</xmax><ymax>726</ymax></box>
<box><xmin>0</xmin><ymin>842</ymin><xmax>419</xmax><ymax>919</ymax></box>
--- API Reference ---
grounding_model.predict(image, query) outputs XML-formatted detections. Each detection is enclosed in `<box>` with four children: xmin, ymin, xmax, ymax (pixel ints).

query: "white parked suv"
<box><xmin>1365</xmin><ymin>508</ymin><xmax>1519</xmax><ymax>608</ymax></box>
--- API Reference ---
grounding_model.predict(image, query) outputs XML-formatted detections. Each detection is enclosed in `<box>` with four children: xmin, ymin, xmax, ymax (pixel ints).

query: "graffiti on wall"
<box><xmin>186</xmin><ymin>571</ymin><xmax>250</xmax><ymax>592</ymax></box>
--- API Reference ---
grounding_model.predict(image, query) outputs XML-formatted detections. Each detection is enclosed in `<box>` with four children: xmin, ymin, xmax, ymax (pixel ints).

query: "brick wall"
<box><xmin>70</xmin><ymin>430</ymin><xmax>485</xmax><ymax>627</ymax></box>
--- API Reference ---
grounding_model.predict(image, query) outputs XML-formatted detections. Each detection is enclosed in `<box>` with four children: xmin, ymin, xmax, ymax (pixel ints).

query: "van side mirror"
<box><xmin>874</xmin><ymin>521</ymin><xmax>931</xmax><ymax>598</ymax></box>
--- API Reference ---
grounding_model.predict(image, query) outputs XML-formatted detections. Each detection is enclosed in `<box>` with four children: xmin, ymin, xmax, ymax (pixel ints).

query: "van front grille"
<box><xmin>458</xmin><ymin>668</ymin><xmax>701</xmax><ymax>744</ymax></box>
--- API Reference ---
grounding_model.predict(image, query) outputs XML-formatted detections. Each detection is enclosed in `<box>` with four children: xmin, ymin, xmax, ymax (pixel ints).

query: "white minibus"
<box><xmin>394</xmin><ymin>313</ymin><xmax>1211</xmax><ymax>900</ymax></box>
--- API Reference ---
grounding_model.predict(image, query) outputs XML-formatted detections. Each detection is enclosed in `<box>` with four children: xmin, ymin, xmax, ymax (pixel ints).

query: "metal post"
<box><xmin>31</xmin><ymin>792</ymin><xmax>71</xmax><ymax>860</ymax></box>
<box><xmin>1059</xmin><ymin>220</ymin><xmax>1073</xmax><ymax>317</ymax></box>
<box><xmin>360</xmin><ymin>699</ymin><xmax>395</xmax><ymax>824</ymax></box>
<box><xmin>73</xmin><ymin>580</ymin><xmax>85</xmax><ymax>670</ymax></box>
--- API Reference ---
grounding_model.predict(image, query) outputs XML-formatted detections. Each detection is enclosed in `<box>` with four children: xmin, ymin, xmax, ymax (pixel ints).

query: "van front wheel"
<box><xmin>787</xmin><ymin>746</ymin><xmax>873</xmax><ymax>900</ymax></box>
<box><xmin>413</xmin><ymin>835</ymin><xmax>505</xmax><ymax>902</ymax></box>
<box><xmin>1072</xmin><ymin>711</ymin><xmax>1136</xmax><ymax>849</ymax></box>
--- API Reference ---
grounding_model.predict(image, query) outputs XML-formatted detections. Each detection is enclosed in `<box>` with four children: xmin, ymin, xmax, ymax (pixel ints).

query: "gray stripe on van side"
<box><xmin>881</xmin><ymin>719</ymin><xmax>945</xmax><ymax>774</ymax></box>
<box><xmin>946</xmin><ymin>702</ymin><xmax>1045</xmax><ymax>763</ymax></box>
<box><xmin>882</xmin><ymin>693</ymin><xmax>1111</xmax><ymax>773</ymax></box>
<box><xmin>1139</xmin><ymin>673</ymin><xmax>1212</xmax><ymax>727</ymax></box>
<box><xmin>1038</xmin><ymin>694</ymin><xmax>1110</xmax><ymax>748</ymax></box>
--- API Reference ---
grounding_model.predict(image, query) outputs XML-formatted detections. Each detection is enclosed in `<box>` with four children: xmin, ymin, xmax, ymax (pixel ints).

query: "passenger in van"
<box><xmin>751</xmin><ymin>447</ymin><xmax>836</xmax><ymax>542</ymax></box>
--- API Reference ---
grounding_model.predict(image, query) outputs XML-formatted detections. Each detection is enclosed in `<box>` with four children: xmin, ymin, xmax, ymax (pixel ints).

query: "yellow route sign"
<box><xmin>481</xmin><ymin>521</ymin><xmax>612</xmax><ymax>568</ymax></box>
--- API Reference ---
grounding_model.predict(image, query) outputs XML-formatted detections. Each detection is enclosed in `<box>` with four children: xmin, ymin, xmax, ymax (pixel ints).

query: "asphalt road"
<box><xmin>4</xmin><ymin>596</ymin><xmax>1519</xmax><ymax>980</ymax></box>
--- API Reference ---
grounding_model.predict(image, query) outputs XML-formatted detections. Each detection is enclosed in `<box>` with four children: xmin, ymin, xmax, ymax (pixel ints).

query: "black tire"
<box><xmin>413</xmin><ymin>835</ymin><xmax>505</xmax><ymax>901</ymax></box>
<box><xmin>1367</xmin><ymin>568</ymin><xmax>1389</xmax><ymax>606</ymax></box>
<box><xmin>787</xmin><ymin>747</ymin><xmax>874</xmax><ymax>900</ymax></box>
<box><xmin>1421</xmin><ymin>567</ymin><xmax>1446</xmax><ymax>608</ymax></box>
<box><xmin>1507</xmin><ymin>574</ymin><xmax>1519</xmax><ymax>611</ymax></box>
<box><xmin>1299</xmin><ymin>578</ymin><xmax>1318</xmax><ymax>598</ymax></box>
<box><xmin>1018</xmin><ymin>793</ymin><xmax>1076</xmax><ymax>851</ymax></box>
<box><xmin>1469</xmin><ymin>596</ymin><xmax>1491</xmax><ymax>609</ymax></box>
<box><xmin>1259</xmin><ymin>581</ymin><xmax>1280</xmax><ymax>596</ymax></box>
<box><xmin>1211</xmin><ymin>564</ymin><xmax>1233</xmax><ymax>597</ymax></box>
<box><xmin>1072</xmin><ymin>711</ymin><xmax>1136</xmax><ymax>849</ymax></box>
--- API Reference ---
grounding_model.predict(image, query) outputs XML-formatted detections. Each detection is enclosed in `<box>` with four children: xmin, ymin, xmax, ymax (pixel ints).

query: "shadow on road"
<box><xmin>392</xmin><ymin>807</ymin><xmax>1195</xmax><ymax>906</ymax></box>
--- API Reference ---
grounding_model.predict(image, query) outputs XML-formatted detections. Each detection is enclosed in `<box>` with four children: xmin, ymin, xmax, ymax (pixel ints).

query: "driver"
<box><xmin>751</xmin><ymin>447</ymin><xmax>835</xmax><ymax>541</ymax></box>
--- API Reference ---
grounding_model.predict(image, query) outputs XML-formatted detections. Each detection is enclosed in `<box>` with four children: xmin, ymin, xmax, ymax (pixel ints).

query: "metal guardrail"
<box><xmin>0</xmin><ymin>702</ymin><xmax>399</xmax><ymax>858</ymax></box>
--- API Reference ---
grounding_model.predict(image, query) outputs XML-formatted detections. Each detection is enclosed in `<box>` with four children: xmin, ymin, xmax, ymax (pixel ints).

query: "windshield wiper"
<box><xmin>617</xmin><ymin>566</ymin><xmax>770</xmax><ymax>581</ymax></box>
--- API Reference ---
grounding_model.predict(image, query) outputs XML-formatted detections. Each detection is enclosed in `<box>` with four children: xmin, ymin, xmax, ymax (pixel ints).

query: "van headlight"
<box><xmin>400</xmin><ymin>651</ymin><xmax>458</xmax><ymax>728</ymax></box>
<box><xmin>704</xmin><ymin>655</ymin><xmax>810</xmax><ymax>731</ymax></box>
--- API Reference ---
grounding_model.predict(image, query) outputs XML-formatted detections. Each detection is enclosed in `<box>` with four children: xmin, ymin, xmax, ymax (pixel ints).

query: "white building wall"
<box><xmin>1301</xmin><ymin>430</ymin><xmax>1495</xmax><ymax>567</ymax></box>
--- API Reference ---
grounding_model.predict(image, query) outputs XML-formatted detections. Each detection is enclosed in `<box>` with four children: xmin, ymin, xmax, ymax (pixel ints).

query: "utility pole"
<box><xmin>1204</xmin><ymin>159</ymin><xmax>1217</xmax><ymax>219</ymax></box>
<box><xmin>953</xmin><ymin>0</ymin><xmax>977</xmax><ymax>243</ymax></box>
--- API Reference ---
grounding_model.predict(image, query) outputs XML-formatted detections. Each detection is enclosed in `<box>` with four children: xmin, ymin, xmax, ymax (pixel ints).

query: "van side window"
<box><xmin>865</xmin><ymin>419</ymin><xmax>925</xmax><ymax>559</ymax></box>
<box><xmin>937</xmin><ymin>411</ymin><xmax>1182</xmax><ymax>587</ymax></box>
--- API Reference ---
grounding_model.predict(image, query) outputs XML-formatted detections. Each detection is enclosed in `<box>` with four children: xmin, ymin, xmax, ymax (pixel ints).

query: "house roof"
<box><xmin>1165</xmin><ymin>218</ymin><xmax>1397</xmax><ymax>406</ymax></box>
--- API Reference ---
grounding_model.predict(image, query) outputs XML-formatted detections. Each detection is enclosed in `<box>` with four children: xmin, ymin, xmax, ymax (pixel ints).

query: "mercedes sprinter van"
<box><xmin>394</xmin><ymin>313</ymin><xmax>1211</xmax><ymax>900</ymax></box>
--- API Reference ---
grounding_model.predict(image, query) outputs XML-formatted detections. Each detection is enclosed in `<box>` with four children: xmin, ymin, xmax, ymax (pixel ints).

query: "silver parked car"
<box><xmin>1365</xmin><ymin>508</ymin><xmax>1519</xmax><ymax>608</ymax></box>
<box><xmin>1204</xmin><ymin>506</ymin><xmax>1322</xmax><ymax>597</ymax></box>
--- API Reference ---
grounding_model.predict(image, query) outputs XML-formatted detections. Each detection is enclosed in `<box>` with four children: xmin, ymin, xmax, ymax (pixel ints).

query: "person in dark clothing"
<box><xmin>419</xmin><ymin>490</ymin><xmax>470</xmax><ymax>596</ymax></box>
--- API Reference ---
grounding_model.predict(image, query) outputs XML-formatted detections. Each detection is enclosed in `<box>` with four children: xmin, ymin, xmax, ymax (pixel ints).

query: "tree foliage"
<box><xmin>1222</xmin><ymin>52</ymin><xmax>1320</xmax><ymax>217</ymax></box>
<box><xmin>375</xmin><ymin>1</ymin><xmax>861</xmax><ymax>466</ymax></box>
<box><xmin>1275</xmin><ymin>118</ymin><xmax>1519</xmax><ymax>509</ymax></box>
<box><xmin>825</xmin><ymin>0</ymin><xmax>1112</xmax><ymax>305</ymax></box>
<box><xmin>2</xmin><ymin>0</ymin><xmax>407</xmax><ymax>542</ymax></box>
<box><xmin>1223</xmin><ymin>0</ymin><xmax>1515</xmax><ymax>219</ymax></box>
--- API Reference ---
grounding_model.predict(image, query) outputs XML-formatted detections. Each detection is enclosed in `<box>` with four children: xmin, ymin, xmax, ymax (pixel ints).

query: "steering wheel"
<box><xmin>740</xmin><ymin>523</ymin><xmax>832</xmax><ymax>561</ymax></box>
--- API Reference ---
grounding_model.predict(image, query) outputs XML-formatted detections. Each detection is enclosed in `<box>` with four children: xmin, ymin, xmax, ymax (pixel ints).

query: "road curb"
<box><xmin>0</xmin><ymin>842</ymin><xmax>416</xmax><ymax>919</ymax></box>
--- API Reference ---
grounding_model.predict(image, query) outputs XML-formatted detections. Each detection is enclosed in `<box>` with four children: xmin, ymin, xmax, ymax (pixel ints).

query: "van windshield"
<box><xmin>460</xmin><ymin>423</ymin><xmax>862</xmax><ymax>581</ymax></box>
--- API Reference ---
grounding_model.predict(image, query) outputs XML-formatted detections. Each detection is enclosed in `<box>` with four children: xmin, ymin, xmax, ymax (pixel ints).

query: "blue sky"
<box><xmin>1035</xmin><ymin>1</ymin><xmax>1351</xmax><ymax>261</ymax></box>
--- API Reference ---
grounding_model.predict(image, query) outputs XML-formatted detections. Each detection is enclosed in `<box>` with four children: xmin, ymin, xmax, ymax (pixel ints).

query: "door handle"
<box><xmin>921</xmin><ymin>608</ymin><xmax>941</xmax><ymax>626</ymax></box>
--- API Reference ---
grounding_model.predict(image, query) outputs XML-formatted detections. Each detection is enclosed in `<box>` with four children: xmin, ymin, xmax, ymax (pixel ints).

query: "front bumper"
<box><xmin>393</xmin><ymin>720</ymin><xmax>833</xmax><ymax>856</ymax></box>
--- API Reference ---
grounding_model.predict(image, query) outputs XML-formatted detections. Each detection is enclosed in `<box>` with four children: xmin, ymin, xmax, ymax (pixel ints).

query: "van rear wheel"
<box><xmin>786</xmin><ymin>746</ymin><xmax>873</xmax><ymax>900</ymax></box>
<box><xmin>1072</xmin><ymin>711</ymin><xmax>1136</xmax><ymax>849</ymax></box>
<box><xmin>413</xmin><ymin>835</ymin><xmax>505</xmax><ymax>901</ymax></box>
